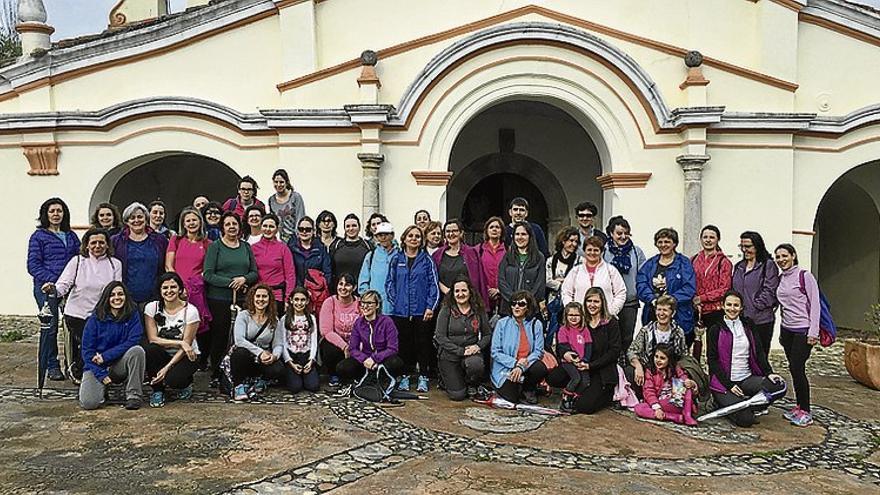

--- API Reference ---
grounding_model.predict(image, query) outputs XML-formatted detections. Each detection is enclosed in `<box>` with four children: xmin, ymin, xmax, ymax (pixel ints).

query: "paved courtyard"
<box><xmin>0</xmin><ymin>317</ymin><xmax>878</xmax><ymax>494</ymax></box>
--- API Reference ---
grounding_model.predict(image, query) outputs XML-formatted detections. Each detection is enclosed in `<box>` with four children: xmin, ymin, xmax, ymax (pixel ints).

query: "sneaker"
<box><xmin>47</xmin><ymin>368</ymin><xmax>65</xmax><ymax>381</ymax></box>
<box><xmin>416</xmin><ymin>375</ymin><xmax>429</xmax><ymax>393</ymax></box>
<box><xmin>124</xmin><ymin>397</ymin><xmax>142</xmax><ymax>410</ymax></box>
<box><xmin>559</xmin><ymin>394</ymin><xmax>576</xmax><ymax>413</ymax></box>
<box><xmin>209</xmin><ymin>377</ymin><xmax>220</xmax><ymax>389</ymax></box>
<box><xmin>252</xmin><ymin>378</ymin><xmax>268</xmax><ymax>394</ymax></box>
<box><xmin>176</xmin><ymin>384</ymin><xmax>193</xmax><ymax>401</ymax></box>
<box><xmin>233</xmin><ymin>384</ymin><xmax>249</xmax><ymax>402</ymax></box>
<box><xmin>783</xmin><ymin>406</ymin><xmax>803</xmax><ymax>421</ymax></box>
<box><xmin>149</xmin><ymin>391</ymin><xmax>166</xmax><ymax>408</ymax></box>
<box><xmin>328</xmin><ymin>375</ymin><xmax>341</xmax><ymax>388</ymax></box>
<box><xmin>522</xmin><ymin>390</ymin><xmax>538</xmax><ymax>405</ymax></box>
<box><xmin>754</xmin><ymin>407</ymin><xmax>769</xmax><ymax>417</ymax></box>
<box><xmin>790</xmin><ymin>411</ymin><xmax>813</xmax><ymax>427</ymax></box>
<box><xmin>332</xmin><ymin>384</ymin><xmax>353</xmax><ymax>398</ymax></box>
<box><xmin>397</xmin><ymin>375</ymin><xmax>411</xmax><ymax>391</ymax></box>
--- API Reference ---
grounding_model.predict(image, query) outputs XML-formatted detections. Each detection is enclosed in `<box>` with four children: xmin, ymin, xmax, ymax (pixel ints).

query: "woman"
<box><xmin>386</xmin><ymin>225</ymin><xmax>440</xmax><ymax>392</ymax></box>
<box><xmin>561</xmin><ymin>235</ymin><xmax>627</xmax><ymax>316</ymax></box>
<box><xmin>424</xmin><ymin>221</ymin><xmax>443</xmax><ymax>256</ymax></box>
<box><xmin>48</xmin><ymin>228</ymin><xmax>122</xmax><ymax>382</ymax></box>
<box><xmin>731</xmin><ymin>231</ymin><xmax>779</xmax><ymax>358</ymax></box>
<box><xmin>79</xmin><ymin>282</ymin><xmax>146</xmax><ymax>411</ymax></box>
<box><xmin>707</xmin><ymin>290</ymin><xmax>786</xmax><ymax>427</ymax></box>
<box><xmin>319</xmin><ymin>273</ymin><xmax>361</xmax><ymax>388</ymax></box>
<box><xmin>244</xmin><ymin>205</ymin><xmax>264</xmax><ymax>245</ymax></box>
<box><xmin>364</xmin><ymin>213</ymin><xmax>388</xmax><ymax>247</ymax></box>
<box><xmin>603</xmin><ymin>216</ymin><xmax>646</xmax><ymax>353</ymax></box>
<box><xmin>193</xmin><ymin>196</ymin><xmax>209</xmax><ymax>211</ymax></box>
<box><xmin>432</xmin><ymin>219</ymin><xmax>487</xmax><ymax>305</ymax></box>
<box><xmin>547</xmin><ymin>287</ymin><xmax>622</xmax><ymax>414</ymax></box>
<box><xmin>165</xmin><ymin>207</ymin><xmax>212</xmax><ymax>352</ymax></box>
<box><xmin>625</xmin><ymin>295</ymin><xmax>688</xmax><ymax>394</ymax></box>
<box><xmin>144</xmin><ymin>272</ymin><xmax>200</xmax><ymax>408</ymax></box>
<box><xmin>281</xmin><ymin>288</ymin><xmax>320</xmax><ymax>395</ymax></box>
<box><xmin>434</xmin><ymin>277</ymin><xmax>491</xmax><ymax>401</ymax></box>
<box><xmin>335</xmin><ymin>290</ymin><xmax>404</xmax><ymax>393</ymax></box>
<box><xmin>545</xmin><ymin>227</ymin><xmax>582</xmax><ymax>345</ymax></box>
<box><xmin>252</xmin><ymin>213</ymin><xmax>296</xmax><ymax>314</ymax></box>
<box><xmin>28</xmin><ymin>197</ymin><xmax>82</xmax><ymax>381</ymax></box>
<box><xmin>636</xmin><ymin>228</ymin><xmax>697</xmax><ymax>345</ymax></box>
<box><xmin>692</xmin><ymin>225</ymin><xmax>733</xmax><ymax>333</ymax></box>
<box><xmin>316</xmin><ymin>210</ymin><xmax>340</xmax><ymax>252</ymax></box>
<box><xmin>775</xmin><ymin>244</ymin><xmax>819</xmax><ymax>427</ymax></box>
<box><xmin>497</xmin><ymin>222</ymin><xmax>546</xmax><ymax>315</ymax></box>
<box><xmin>478</xmin><ymin>216</ymin><xmax>506</xmax><ymax>314</ymax></box>
<box><xmin>414</xmin><ymin>209</ymin><xmax>432</xmax><ymax>231</ymax></box>
<box><xmin>289</xmin><ymin>216</ymin><xmax>332</xmax><ymax>312</ymax></box>
<box><xmin>111</xmin><ymin>202</ymin><xmax>169</xmax><ymax>308</ymax></box>
<box><xmin>203</xmin><ymin>211</ymin><xmax>259</xmax><ymax>386</ymax></box>
<box><xmin>490</xmin><ymin>291</ymin><xmax>547</xmax><ymax>404</ymax></box>
<box><xmin>90</xmin><ymin>202</ymin><xmax>122</xmax><ymax>237</ymax></box>
<box><xmin>201</xmin><ymin>202</ymin><xmax>223</xmax><ymax>241</ymax></box>
<box><xmin>328</xmin><ymin>213</ymin><xmax>371</xmax><ymax>290</ymax></box>
<box><xmin>148</xmin><ymin>200</ymin><xmax>174</xmax><ymax>239</ymax></box>
<box><xmin>229</xmin><ymin>284</ymin><xmax>285</xmax><ymax>401</ymax></box>
<box><xmin>267</xmin><ymin>168</ymin><xmax>306</xmax><ymax>243</ymax></box>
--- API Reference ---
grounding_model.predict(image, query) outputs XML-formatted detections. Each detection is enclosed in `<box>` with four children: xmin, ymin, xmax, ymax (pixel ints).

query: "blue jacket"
<box><xmin>27</xmin><ymin>229</ymin><xmax>81</xmax><ymax>286</ymax></box>
<box><xmin>111</xmin><ymin>228</ymin><xmax>169</xmax><ymax>303</ymax></box>
<box><xmin>636</xmin><ymin>252</ymin><xmax>697</xmax><ymax>334</ymax></box>
<box><xmin>358</xmin><ymin>245</ymin><xmax>399</xmax><ymax>314</ymax></box>
<box><xmin>81</xmin><ymin>313</ymin><xmax>143</xmax><ymax>381</ymax></box>
<box><xmin>289</xmin><ymin>238</ymin><xmax>332</xmax><ymax>288</ymax></box>
<box><xmin>490</xmin><ymin>316</ymin><xmax>545</xmax><ymax>388</ymax></box>
<box><xmin>385</xmin><ymin>250</ymin><xmax>440</xmax><ymax>318</ymax></box>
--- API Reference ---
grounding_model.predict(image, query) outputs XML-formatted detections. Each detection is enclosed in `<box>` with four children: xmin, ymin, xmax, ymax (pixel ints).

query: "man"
<box><xmin>358</xmin><ymin>222</ymin><xmax>399</xmax><ymax>314</ymax></box>
<box><xmin>223</xmin><ymin>176</ymin><xmax>266</xmax><ymax>219</ymax></box>
<box><xmin>503</xmin><ymin>197</ymin><xmax>549</xmax><ymax>257</ymax></box>
<box><xmin>575</xmin><ymin>201</ymin><xmax>607</xmax><ymax>256</ymax></box>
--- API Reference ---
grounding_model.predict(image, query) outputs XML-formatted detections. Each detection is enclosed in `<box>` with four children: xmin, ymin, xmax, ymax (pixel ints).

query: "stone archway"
<box><xmin>92</xmin><ymin>152</ymin><xmax>241</xmax><ymax>227</ymax></box>
<box><xmin>812</xmin><ymin>161</ymin><xmax>880</xmax><ymax>331</ymax></box>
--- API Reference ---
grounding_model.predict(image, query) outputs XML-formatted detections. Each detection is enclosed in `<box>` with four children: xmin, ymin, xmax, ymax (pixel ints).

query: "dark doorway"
<box><xmin>460</xmin><ymin>170</ymin><xmax>548</xmax><ymax>245</ymax></box>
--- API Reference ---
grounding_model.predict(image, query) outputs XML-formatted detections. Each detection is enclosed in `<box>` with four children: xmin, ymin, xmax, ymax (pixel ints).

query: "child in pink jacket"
<box><xmin>633</xmin><ymin>343</ymin><xmax>698</xmax><ymax>425</ymax></box>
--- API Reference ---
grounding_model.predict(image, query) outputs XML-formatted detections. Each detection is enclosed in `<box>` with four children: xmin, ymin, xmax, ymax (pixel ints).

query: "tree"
<box><xmin>0</xmin><ymin>0</ymin><xmax>21</xmax><ymax>65</ymax></box>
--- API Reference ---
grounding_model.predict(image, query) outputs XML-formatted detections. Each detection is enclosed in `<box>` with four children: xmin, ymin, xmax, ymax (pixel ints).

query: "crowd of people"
<box><xmin>26</xmin><ymin>169</ymin><xmax>821</xmax><ymax>428</ymax></box>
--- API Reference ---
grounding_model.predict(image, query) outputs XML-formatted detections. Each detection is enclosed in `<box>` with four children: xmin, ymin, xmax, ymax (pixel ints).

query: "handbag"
<box><xmin>218</xmin><ymin>316</ymin><xmax>273</xmax><ymax>396</ymax></box>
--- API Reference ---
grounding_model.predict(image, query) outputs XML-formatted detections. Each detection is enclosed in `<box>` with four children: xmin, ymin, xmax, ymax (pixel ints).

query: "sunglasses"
<box><xmin>577</xmin><ymin>213</ymin><xmax>594</xmax><ymax>218</ymax></box>
<box><xmin>511</xmin><ymin>300</ymin><xmax>528</xmax><ymax>308</ymax></box>
<box><xmin>298</xmin><ymin>227</ymin><xmax>314</xmax><ymax>233</ymax></box>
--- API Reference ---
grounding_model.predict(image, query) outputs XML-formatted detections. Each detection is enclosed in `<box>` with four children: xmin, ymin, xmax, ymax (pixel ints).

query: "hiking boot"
<box><xmin>522</xmin><ymin>390</ymin><xmax>538</xmax><ymax>405</ymax></box>
<box><xmin>124</xmin><ymin>397</ymin><xmax>142</xmax><ymax>410</ymax></box>
<box><xmin>397</xmin><ymin>375</ymin><xmax>411</xmax><ymax>391</ymax></box>
<box><xmin>47</xmin><ymin>368</ymin><xmax>65</xmax><ymax>381</ymax></box>
<box><xmin>176</xmin><ymin>384</ymin><xmax>193</xmax><ymax>401</ymax></box>
<box><xmin>416</xmin><ymin>375</ymin><xmax>429</xmax><ymax>393</ymax></box>
<box><xmin>149</xmin><ymin>391</ymin><xmax>166</xmax><ymax>408</ymax></box>
<box><xmin>791</xmin><ymin>411</ymin><xmax>814</xmax><ymax>427</ymax></box>
<box><xmin>233</xmin><ymin>384</ymin><xmax>249</xmax><ymax>402</ymax></box>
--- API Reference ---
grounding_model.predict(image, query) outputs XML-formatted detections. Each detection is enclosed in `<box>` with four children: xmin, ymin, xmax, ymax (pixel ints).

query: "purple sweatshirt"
<box><xmin>731</xmin><ymin>259</ymin><xmax>779</xmax><ymax>325</ymax></box>
<box><xmin>776</xmin><ymin>267</ymin><xmax>820</xmax><ymax>338</ymax></box>
<box><xmin>349</xmin><ymin>315</ymin><xmax>399</xmax><ymax>364</ymax></box>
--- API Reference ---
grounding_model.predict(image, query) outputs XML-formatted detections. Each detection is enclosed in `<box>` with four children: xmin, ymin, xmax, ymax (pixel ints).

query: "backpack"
<box><xmin>352</xmin><ymin>364</ymin><xmax>396</xmax><ymax>403</ymax></box>
<box><xmin>798</xmin><ymin>270</ymin><xmax>837</xmax><ymax>347</ymax></box>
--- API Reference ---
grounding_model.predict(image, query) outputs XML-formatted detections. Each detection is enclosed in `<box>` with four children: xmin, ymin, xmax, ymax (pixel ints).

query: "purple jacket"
<box><xmin>27</xmin><ymin>229</ymin><xmax>81</xmax><ymax>286</ymax></box>
<box><xmin>731</xmin><ymin>259</ymin><xmax>779</xmax><ymax>325</ymax></box>
<box><xmin>431</xmin><ymin>244</ymin><xmax>488</xmax><ymax>307</ymax></box>
<box><xmin>349</xmin><ymin>314</ymin><xmax>399</xmax><ymax>364</ymax></box>
<box><xmin>706</xmin><ymin>320</ymin><xmax>773</xmax><ymax>393</ymax></box>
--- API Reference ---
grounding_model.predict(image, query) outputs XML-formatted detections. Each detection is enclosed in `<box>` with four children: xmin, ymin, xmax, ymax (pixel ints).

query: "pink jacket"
<box><xmin>691</xmin><ymin>250</ymin><xmax>732</xmax><ymax>315</ymax></box>
<box><xmin>55</xmin><ymin>255</ymin><xmax>122</xmax><ymax>320</ymax></box>
<box><xmin>252</xmin><ymin>237</ymin><xmax>296</xmax><ymax>302</ymax></box>
<box><xmin>319</xmin><ymin>296</ymin><xmax>361</xmax><ymax>350</ymax></box>
<box><xmin>560</xmin><ymin>261</ymin><xmax>627</xmax><ymax>315</ymax></box>
<box><xmin>642</xmin><ymin>365</ymin><xmax>690</xmax><ymax>407</ymax></box>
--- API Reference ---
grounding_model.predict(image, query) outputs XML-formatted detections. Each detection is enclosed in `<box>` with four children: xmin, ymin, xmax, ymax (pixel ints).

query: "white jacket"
<box><xmin>560</xmin><ymin>260</ymin><xmax>627</xmax><ymax>316</ymax></box>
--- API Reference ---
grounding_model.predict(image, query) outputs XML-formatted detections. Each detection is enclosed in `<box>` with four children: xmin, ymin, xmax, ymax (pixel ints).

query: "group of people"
<box><xmin>26</xmin><ymin>171</ymin><xmax>821</xmax><ymax>428</ymax></box>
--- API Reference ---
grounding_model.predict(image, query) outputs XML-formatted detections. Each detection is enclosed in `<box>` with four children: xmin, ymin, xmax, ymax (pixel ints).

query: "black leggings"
<box><xmin>780</xmin><ymin>328</ymin><xmax>813</xmax><ymax>412</ymax></box>
<box><xmin>393</xmin><ymin>316</ymin><xmax>435</xmax><ymax>377</ymax></box>
<box><xmin>337</xmin><ymin>354</ymin><xmax>405</xmax><ymax>382</ymax></box>
<box><xmin>438</xmin><ymin>355</ymin><xmax>485</xmax><ymax>401</ymax></box>
<box><xmin>284</xmin><ymin>352</ymin><xmax>319</xmax><ymax>394</ymax></box>
<box><xmin>320</xmin><ymin>340</ymin><xmax>346</xmax><ymax>376</ymax></box>
<box><xmin>206</xmin><ymin>298</ymin><xmax>236</xmax><ymax>379</ymax></box>
<box><xmin>496</xmin><ymin>360</ymin><xmax>548</xmax><ymax>403</ymax></box>
<box><xmin>143</xmin><ymin>342</ymin><xmax>199</xmax><ymax>392</ymax></box>
<box><xmin>229</xmin><ymin>347</ymin><xmax>285</xmax><ymax>386</ymax></box>
<box><xmin>560</xmin><ymin>362</ymin><xmax>591</xmax><ymax>395</ymax></box>
<box><xmin>752</xmin><ymin>319</ymin><xmax>775</xmax><ymax>360</ymax></box>
<box><xmin>64</xmin><ymin>316</ymin><xmax>87</xmax><ymax>379</ymax></box>
<box><xmin>547</xmin><ymin>367</ymin><xmax>613</xmax><ymax>414</ymax></box>
<box><xmin>712</xmin><ymin>375</ymin><xmax>785</xmax><ymax>427</ymax></box>
<box><xmin>618</xmin><ymin>304</ymin><xmax>639</xmax><ymax>360</ymax></box>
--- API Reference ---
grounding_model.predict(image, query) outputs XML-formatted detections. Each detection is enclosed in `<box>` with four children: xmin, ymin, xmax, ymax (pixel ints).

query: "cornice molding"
<box><xmin>412</xmin><ymin>171</ymin><xmax>453</xmax><ymax>186</ymax></box>
<box><xmin>596</xmin><ymin>172</ymin><xmax>652</xmax><ymax>190</ymax></box>
<box><xmin>801</xmin><ymin>0</ymin><xmax>880</xmax><ymax>48</ymax></box>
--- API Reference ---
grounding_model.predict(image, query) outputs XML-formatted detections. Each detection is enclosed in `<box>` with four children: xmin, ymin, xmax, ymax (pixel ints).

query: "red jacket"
<box><xmin>642</xmin><ymin>365</ymin><xmax>690</xmax><ymax>407</ymax></box>
<box><xmin>691</xmin><ymin>250</ymin><xmax>732</xmax><ymax>315</ymax></box>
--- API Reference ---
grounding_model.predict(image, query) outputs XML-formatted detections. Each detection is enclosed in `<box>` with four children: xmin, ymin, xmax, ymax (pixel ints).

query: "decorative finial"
<box><xmin>360</xmin><ymin>50</ymin><xmax>378</xmax><ymax>67</ymax></box>
<box><xmin>684</xmin><ymin>50</ymin><xmax>703</xmax><ymax>68</ymax></box>
<box><xmin>17</xmin><ymin>0</ymin><xmax>48</xmax><ymax>24</ymax></box>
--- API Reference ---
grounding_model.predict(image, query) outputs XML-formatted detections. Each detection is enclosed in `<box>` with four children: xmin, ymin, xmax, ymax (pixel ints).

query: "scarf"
<box><xmin>607</xmin><ymin>238</ymin><xmax>634</xmax><ymax>274</ymax></box>
<box><xmin>551</xmin><ymin>250</ymin><xmax>578</xmax><ymax>280</ymax></box>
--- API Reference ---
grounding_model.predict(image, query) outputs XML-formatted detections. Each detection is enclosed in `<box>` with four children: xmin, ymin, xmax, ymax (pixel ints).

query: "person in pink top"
<box><xmin>691</xmin><ymin>225</ymin><xmax>733</xmax><ymax>332</ymax></box>
<box><xmin>774</xmin><ymin>243</ymin><xmax>820</xmax><ymax>427</ymax></box>
<box><xmin>252</xmin><ymin>213</ymin><xmax>296</xmax><ymax>315</ymax></box>
<box><xmin>633</xmin><ymin>343</ymin><xmax>698</xmax><ymax>426</ymax></box>
<box><xmin>560</xmin><ymin>236</ymin><xmax>627</xmax><ymax>316</ymax></box>
<box><xmin>478</xmin><ymin>216</ymin><xmax>506</xmax><ymax>314</ymax></box>
<box><xmin>319</xmin><ymin>273</ymin><xmax>361</xmax><ymax>388</ymax></box>
<box><xmin>556</xmin><ymin>301</ymin><xmax>592</xmax><ymax>412</ymax></box>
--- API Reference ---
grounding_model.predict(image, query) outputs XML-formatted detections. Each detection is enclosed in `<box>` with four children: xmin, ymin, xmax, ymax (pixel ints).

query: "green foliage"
<box><xmin>0</xmin><ymin>329</ymin><xmax>27</xmax><ymax>343</ymax></box>
<box><xmin>0</xmin><ymin>0</ymin><xmax>20</xmax><ymax>66</ymax></box>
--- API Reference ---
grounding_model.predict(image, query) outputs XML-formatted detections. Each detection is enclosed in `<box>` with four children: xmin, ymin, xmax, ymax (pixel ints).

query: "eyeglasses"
<box><xmin>738</xmin><ymin>244</ymin><xmax>754</xmax><ymax>250</ymax></box>
<box><xmin>445</xmin><ymin>229</ymin><xmax>461</xmax><ymax>234</ymax></box>
<box><xmin>239</xmin><ymin>187</ymin><xmax>254</xmax><ymax>192</ymax></box>
<box><xmin>361</xmin><ymin>301</ymin><xmax>378</xmax><ymax>307</ymax></box>
<box><xmin>511</xmin><ymin>300</ymin><xmax>528</xmax><ymax>308</ymax></box>
<box><xmin>298</xmin><ymin>227</ymin><xmax>314</xmax><ymax>233</ymax></box>
<box><xmin>577</xmin><ymin>213</ymin><xmax>594</xmax><ymax>219</ymax></box>
<box><xmin>206</xmin><ymin>210</ymin><xmax>221</xmax><ymax>216</ymax></box>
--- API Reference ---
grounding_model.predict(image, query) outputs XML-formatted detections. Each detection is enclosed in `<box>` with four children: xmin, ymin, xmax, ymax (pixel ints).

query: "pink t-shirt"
<box><xmin>168</xmin><ymin>236</ymin><xmax>210</xmax><ymax>283</ymax></box>
<box><xmin>319</xmin><ymin>296</ymin><xmax>361</xmax><ymax>350</ymax></box>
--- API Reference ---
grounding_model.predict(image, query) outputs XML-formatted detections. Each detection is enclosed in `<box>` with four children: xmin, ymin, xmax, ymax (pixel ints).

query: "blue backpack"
<box><xmin>798</xmin><ymin>270</ymin><xmax>837</xmax><ymax>347</ymax></box>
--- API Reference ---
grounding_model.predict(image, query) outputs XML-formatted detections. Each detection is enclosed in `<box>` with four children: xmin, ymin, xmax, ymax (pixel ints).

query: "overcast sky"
<box><xmin>38</xmin><ymin>0</ymin><xmax>880</xmax><ymax>41</ymax></box>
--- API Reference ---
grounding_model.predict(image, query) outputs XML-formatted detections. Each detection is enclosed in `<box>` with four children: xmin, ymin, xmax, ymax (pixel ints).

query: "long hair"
<box><xmin>79</xmin><ymin>228</ymin><xmax>113</xmax><ymax>258</ymax></box>
<box><xmin>740</xmin><ymin>231</ymin><xmax>771</xmax><ymax>264</ymax></box>
<box><xmin>774</xmin><ymin>243</ymin><xmax>799</xmax><ymax>265</ymax></box>
<box><xmin>561</xmin><ymin>301</ymin><xmax>586</xmax><ymax>328</ymax></box>
<box><xmin>651</xmin><ymin>342</ymin><xmax>679</xmax><ymax>378</ymax></box>
<box><xmin>177</xmin><ymin>207</ymin><xmax>205</xmax><ymax>240</ymax></box>
<box><xmin>554</xmin><ymin>226</ymin><xmax>580</xmax><ymax>254</ymax></box>
<box><xmin>442</xmin><ymin>276</ymin><xmax>484</xmax><ymax>314</ymax></box>
<box><xmin>316</xmin><ymin>210</ymin><xmax>338</xmax><ymax>237</ymax></box>
<box><xmin>245</xmin><ymin>284</ymin><xmax>278</xmax><ymax>325</ymax></box>
<box><xmin>90</xmin><ymin>202</ymin><xmax>121</xmax><ymax>230</ymax></box>
<box><xmin>94</xmin><ymin>281</ymin><xmax>136</xmax><ymax>322</ymax></box>
<box><xmin>272</xmin><ymin>169</ymin><xmax>292</xmax><ymax>191</ymax></box>
<box><xmin>38</xmin><ymin>197</ymin><xmax>72</xmax><ymax>231</ymax></box>
<box><xmin>285</xmin><ymin>287</ymin><xmax>315</xmax><ymax>333</ymax></box>
<box><xmin>503</xmin><ymin>221</ymin><xmax>541</xmax><ymax>268</ymax></box>
<box><xmin>583</xmin><ymin>287</ymin><xmax>610</xmax><ymax>323</ymax></box>
<box><xmin>153</xmin><ymin>272</ymin><xmax>186</xmax><ymax>325</ymax></box>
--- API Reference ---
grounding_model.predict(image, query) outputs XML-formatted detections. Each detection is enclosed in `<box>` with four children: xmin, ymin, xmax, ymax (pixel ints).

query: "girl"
<box><xmin>633</xmin><ymin>343</ymin><xmax>698</xmax><ymax>425</ymax></box>
<box><xmin>556</xmin><ymin>302</ymin><xmax>592</xmax><ymax>412</ymax></box>
<box><xmin>281</xmin><ymin>288</ymin><xmax>320</xmax><ymax>395</ymax></box>
<box><xmin>692</xmin><ymin>225</ymin><xmax>733</xmax><ymax>333</ymax></box>
<box><xmin>229</xmin><ymin>284</ymin><xmax>285</xmax><ymax>401</ymax></box>
<box><xmin>144</xmin><ymin>272</ymin><xmax>200</xmax><ymax>408</ymax></box>
<box><xmin>90</xmin><ymin>202</ymin><xmax>122</xmax><ymax>237</ymax></box>
<box><xmin>414</xmin><ymin>209</ymin><xmax>432</xmax><ymax>231</ymax></box>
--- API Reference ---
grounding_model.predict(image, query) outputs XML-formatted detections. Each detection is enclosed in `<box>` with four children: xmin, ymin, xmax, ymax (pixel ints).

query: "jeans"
<box><xmin>392</xmin><ymin>316</ymin><xmax>435</xmax><ymax>377</ymax></box>
<box><xmin>284</xmin><ymin>351</ymin><xmax>320</xmax><ymax>394</ymax></box>
<box><xmin>33</xmin><ymin>284</ymin><xmax>60</xmax><ymax>371</ymax></box>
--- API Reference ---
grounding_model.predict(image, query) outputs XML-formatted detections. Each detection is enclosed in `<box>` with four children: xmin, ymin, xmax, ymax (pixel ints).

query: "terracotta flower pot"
<box><xmin>844</xmin><ymin>339</ymin><xmax>880</xmax><ymax>390</ymax></box>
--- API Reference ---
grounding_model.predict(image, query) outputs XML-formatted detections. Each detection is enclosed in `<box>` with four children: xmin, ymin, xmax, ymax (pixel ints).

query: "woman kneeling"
<box><xmin>435</xmin><ymin>277</ymin><xmax>492</xmax><ymax>401</ymax></box>
<box><xmin>229</xmin><ymin>284</ymin><xmax>285</xmax><ymax>401</ymax></box>
<box><xmin>490</xmin><ymin>291</ymin><xmax>547</xmax><ymax>405</ymax></box>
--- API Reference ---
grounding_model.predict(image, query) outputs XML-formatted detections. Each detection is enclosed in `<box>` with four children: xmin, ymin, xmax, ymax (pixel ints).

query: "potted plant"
<box><xmin>845</xmin><ymin>304</ymin><xmax>880</xmax><ymax>390</ymax></box>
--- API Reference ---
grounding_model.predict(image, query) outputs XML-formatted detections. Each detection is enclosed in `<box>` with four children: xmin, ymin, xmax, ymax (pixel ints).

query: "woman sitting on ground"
<box><xmin>707</xmin><ymin>290</ymin><xmax>785</xmax><ymax>427</ymax></box>
<box><xmin>625</xmin><ymin>294</ymin><xmax>688</xmax><ymax>396</ymax></box>
<box><xmin>144</xmin><ymin>272</ymin><xmax>200</xmax><ymax>408</ymax></box>
<box><xmin>281</xmin><ymin>288</ymin><xmax>320</xmax><ymax>395</ymax></box>
<box><xmin>434</xmin><ymin>277</ymin><xmax>492</xmax><ymax>401</ymax></box>
<box><xmin>319</xmin><ymin>273</ymin><xmax>361</xmax><ymax>388</ymax></box>
<box><xmin>490</xmin><ymin>290</ymin><xmax>548</xmax><ymax>405</ymax></box>
<box><xmin>79</xmin><ymin>282</ymin><xmax>146</xmax><ymax>411</ymax></box>
<box><xmin>633</xmin><ymin>343</ymin><xmax>698</xmax><ymax>426</ymax></box>
<box><xmin>229</xmin><ymin>284</ymin><xmax>285</xmax><ymax>402</ymax></box>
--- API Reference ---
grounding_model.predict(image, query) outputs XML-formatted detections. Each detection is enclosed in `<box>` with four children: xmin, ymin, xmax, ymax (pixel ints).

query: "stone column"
<box><xmin>358</xmin><ymin>153</ymin><xmax>384</xmax><ymax>219</ymax></box>
<box><xmin>677</xmin><ymin>154</ymin><xmax>710</xmax><ymax>255</ymax></box>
